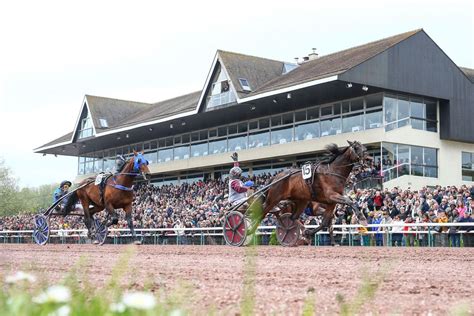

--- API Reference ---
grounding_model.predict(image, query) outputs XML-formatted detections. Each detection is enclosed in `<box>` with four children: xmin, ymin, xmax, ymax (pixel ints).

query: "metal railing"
<box><xmin>1</xmin><ymin>222</ymin><xmax>473</xmax><ymax>247</ymax></box>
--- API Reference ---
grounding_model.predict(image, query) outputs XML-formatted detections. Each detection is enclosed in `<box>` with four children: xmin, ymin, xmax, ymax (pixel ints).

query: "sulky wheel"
<box><xmin>93</xmin><ymin>218</ymin><xmax>108</xmax><ymax>245</ymax></box>
<box><xmin>33</xmin><ymin>215</ymin><xmax>50</xmax><ymax>245</ymax></box>
<box><xmin>276</xmin><ymin>213</ymin><xmax>301</xmax><ymax>247</ymax></box>
<box><xmin>223</xmin><ymin>211</ymin><xmax>248</xmax><ymax>246</ymax></box>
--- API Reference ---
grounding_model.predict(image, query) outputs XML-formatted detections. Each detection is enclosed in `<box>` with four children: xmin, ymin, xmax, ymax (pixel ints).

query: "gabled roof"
<box><xmin>217</xmin><ymin>50</ymin><xmax>285</xmax><ymax>98</ymax></box>
<box><xmin>460</xmin><ymin>67</ymin><xmax>474</xmax><ymax>83</ymax></box>
<box><xmin>115</xmin><ymin>91</ymin><xmax>201</xmax><ymax>128</ymax></box>
<box><xmin>251</xmin><ymin>29</ymin><xmax>422</xmax><ymax>95</ymax></box>
<box><xmin>34</xmin><ymin>132</ymin><xmax>73</xmax><ymax>150</ymax></box>
<box><xmin>85</xmin><ymin>95</ymin><xmax>151</xmax><ymax>131</ymax></box>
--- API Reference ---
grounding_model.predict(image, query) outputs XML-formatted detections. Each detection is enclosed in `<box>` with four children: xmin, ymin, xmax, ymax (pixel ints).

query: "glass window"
<box><xmin>462</xmin><ymin>152</ymin><xmax>472</xmax><ymax>169</ymax></box>
<box><xmin>199</xmin><ymin>130</ymin><xmax>208</xmax><ymax>140</ymax></box>
<box><xmin>209</xmin><ymin>139</ymin><xmax>227</xmax><ymax>154</ymax></box>
<box><xmin>320</xmin><ymin>117</ymin><xmax>341</xmax><ymax>137</ymax></box>
<box><xmin>410</xmin><ymin>146</ymin><xmax>423</xmax><ymax>176</ymax></box>
<box><xmin>182</xmin><ymin>134</ymin><xmax>190</xmax><ymax>143</ymax></box>
<box><xmin>158</xmin><ymin>139</ymin><xmax>165</xmax><ymax>148</ymax></box>
<box><xmin>321</xmin><ymin>106</ymin><xmax>332</xmax><ymax>117</ymax></box>
<box><xmin>191</xmin><ymin>142</ymin><xmax>208</xmax><ymax>157</ymax></box>
<box><xmin>398</xmin><ymin>145</ymin><xmax>410</xmax><ymax>176</ymax></box>
<box><xmin>174</xmin><ymin>145</ymin><xmax>190</xmax><ymax>160</ymax></box>
<box><xmin>209</xmin><ymin>129</ymin><xmax>217</xmax><ymax>138</ymax></box>
<box><xmin>238</xmin><ymin>122</ymin><xmax>248</xmax><ymax>133</ymax></box>
<box><xmin>228</xmin><ymin>125</ymin><xmax>237</xmax><ymax>134</ymax></box>
<box><xmin>351</xmin><ymin>99</ymin><xmax>364</xmax><ymax>112</ymax></box>
<box><xmin>342</xmin><ymin>113</ymin><xmax>364</xmax><ymax>133</ymax></box>
<box><xmin>365</xmin><ymin>109</ymin><xmax>382</xmax><ymax>129</ymax></box>
<box><xmin>228</xmin><ymin>135</ymin><xmax>247</xmax><ymax>151</ymax></box>
<box><xmin>248</xmin><ymin>131</ymin><xmax>270</xmax><ymax>148</ymax></box>
<box><xmin>271</xmin><ymin>115</ymin><xmax>282</xmax><ymax>127</ymax></box>
<box><xmin>174</xmin><ymin>136</ymin><xmax>181</xmax><ymax>145</ymax></box>
<box><xmin>424</xmin><ymin>147</ymin><xmax>437</xmax><ymax>167</ymax></box>
<box><xmin>307</xmin><ymin>107</ymin><xmax>319</xmax><ymax>120</ymax></box>
<box><xmin>282</xmin><ymin>113</ymin><xmax>293</xmax><ymax>125</ymax></box>
<box><xmin>218</xmin><ymin>127</ymin><xmax>227</xmax><ymax>137</ymax></box>
<box><xmin>425</xmin><ymin>100</ymin><xmax>437</xmax><ymax>121</ymax></box>
<box><xmin>398</xmin><ymin>96</ymin><xmax>410</xmax><ymax>128</ymax></box>
<box><xmin>143</xmin><ymin>151</ymin><xmax>156</xmax><ymax>164</ymax></box>
<box><xmin>158</xmin><ymin>148</ymin><xmax>173</xmax><ymax>163</ymax></box>
<box><xmin>366</xmin><ymin>94</ymin><xmax>382</xmax><ymax>108</ymax></box>
<box><xmin>191</xmin><ymin>132</ymin><xmax>199</xmax><ymax>142</ymax></box>
<box><xmin>78</xmin><ymin>160</ymin><xmax>85</xmax><ymax>175</ymax></box>
<box><xmin>165</xmin><ymin>137</ymin><xmax>173</xmax><ymax>147</ymax></box>
<box><xmin>410</xmin><ymin>98</ymin><xmax>424</xmax><ymax>118</ymax></box>
<box><xmin>295</xmin><ymin>121</ymin><xmax>320</xmax><ymax>141</ymax></box>
<box><xmin>259</xmin><ymin>118</ymin><xmax>270</xmax><ymax>129</ymax></box>
<box><xmin>333</xmin><ymin>103</ymin><xmax>341</xmax><ymax>115</ymax></box>
<box><xmin>249</xmin><ymin>120</ymin><xmax>258</xmax><ymax>130</ymax></box>
<box><xmin>342</xmin><ymin>101</ymin><xmax>350</xmax><ymax>113</ymax></box>
<box><xmin>295</xmin><ymin>110</ymin><xmax>306</xmax><ymax>122</ymax></box>
<box><xmin>271</xmin><ymin>127</ymin><xmax>293</xmax><ymax>145</ymax></box>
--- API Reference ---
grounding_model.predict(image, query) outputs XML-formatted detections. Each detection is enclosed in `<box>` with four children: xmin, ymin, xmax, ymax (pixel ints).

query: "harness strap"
<box><xmin>108</xmin><ymin>176</ymin><xmax>134</xmax><ymax>191</ymax></box>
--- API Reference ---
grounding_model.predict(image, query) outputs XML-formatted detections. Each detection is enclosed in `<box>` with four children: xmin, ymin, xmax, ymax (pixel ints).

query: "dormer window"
<box><xmin>78</xmin><ymin>115</ymin><xmax>93</xmax><ymax>139</ymax></box>
<box><xmin>206</xmin><ymin>63</ymin><xmax>236</xmax><ymax>109</ymax></box>
<box><xmin>239</xmin><ymin>78</ymin><xmax>252</xmax><ymax>92</ymax></box>
<box><xmin>99</xmin><ymin>118</ymin><xmax>109</xmax><ymax>128</ymax></box>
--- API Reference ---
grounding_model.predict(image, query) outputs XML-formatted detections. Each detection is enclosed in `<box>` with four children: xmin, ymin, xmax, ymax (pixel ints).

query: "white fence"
<box><xmin>1</xmin><ymin>222</ymin><xmax>473</xmax><ymax>246</ymax></box>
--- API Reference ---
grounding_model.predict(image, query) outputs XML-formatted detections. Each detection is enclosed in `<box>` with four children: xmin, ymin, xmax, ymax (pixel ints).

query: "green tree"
<box><xmin>0</xmin><ymin>158</ymin><xmax>21</xmax><ymax>215</ymax></box>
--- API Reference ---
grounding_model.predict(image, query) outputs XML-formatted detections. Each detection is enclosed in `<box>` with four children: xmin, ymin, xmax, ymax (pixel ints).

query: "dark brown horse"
<box><xmin>63</xmin><ymin>150</ymin><xmax>151</xmax><ymax>244</ymax></box>
<box><xmin>252</xmin><ymin>141</ymin><xmax>370</xmax><ymax>245</ymax></box>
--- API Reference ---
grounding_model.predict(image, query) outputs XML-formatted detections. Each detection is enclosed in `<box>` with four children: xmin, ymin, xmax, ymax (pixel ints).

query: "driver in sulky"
<box><xmin>228</xmin><ymin>152</ymin><xmax>254</xmax><ymax>207</ymax></box>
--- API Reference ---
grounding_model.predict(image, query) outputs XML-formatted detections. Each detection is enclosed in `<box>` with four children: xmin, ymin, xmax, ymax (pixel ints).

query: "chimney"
<box><xmin>308</xmin><ymin>48</ymin><xmax>319</xmax><ymax>60</ymax></box>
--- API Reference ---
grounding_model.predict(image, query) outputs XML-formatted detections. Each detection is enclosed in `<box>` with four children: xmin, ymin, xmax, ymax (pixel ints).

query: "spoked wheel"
<box><xmin>93</xmin><ymin>218</ymin><xmax>108</xmax><ymax>245</ymax></box>
<box><xmin>223</xmin><ymin>211</ymin><xmax>247</xmax><ymax>246</ymax></box>
<box><xmin>33</xmin><ymin>215</ymin><xmax>50</xmax><ymax>245</ymax></box>
<box><xmin>276</xmin><ymin>213</ymin><xmax>301</xmax><ymax>247</ymax></box>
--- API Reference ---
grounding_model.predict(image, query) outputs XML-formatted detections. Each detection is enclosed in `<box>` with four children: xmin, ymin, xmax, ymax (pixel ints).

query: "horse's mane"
<box><xmin>319</xmin><ymin>143</ymin><xmax>347</xmax><ymax>164</ymax></box>
<box><xmin>116</xmin><ymin>156</ymin><xmax>132</xmax><ymax>173</ymax></box>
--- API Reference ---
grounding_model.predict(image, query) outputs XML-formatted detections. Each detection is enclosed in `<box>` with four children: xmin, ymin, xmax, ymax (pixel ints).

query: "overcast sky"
<box><xmin>0</xmin><ymin>0</ymin><xmax>472</xmax><ymax>188</ymax></box>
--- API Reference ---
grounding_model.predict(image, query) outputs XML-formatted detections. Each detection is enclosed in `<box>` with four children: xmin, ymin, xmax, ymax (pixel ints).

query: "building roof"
<box><xmin>116</xmin><ymin>91</ymin><xmax>201</xmax><ymax>128</ymax></box>
<box><xmin>251</xmin><ymin>29</ymin><xmax>422</xmax><ymax>95</ymax></box>
<box><xmin>85</xmin><ymin>95</ymin><xmax>151</xmax><ymax>131</ymax></box>
<box><xmin>460</xmin><ymin>67</ymin><xmax>474</xmax><ymax>83</ymax></box>
<box><xmin>217</xmin><ymin>50</ymin><xmax>285</xmax><ymax>98</ymax></box>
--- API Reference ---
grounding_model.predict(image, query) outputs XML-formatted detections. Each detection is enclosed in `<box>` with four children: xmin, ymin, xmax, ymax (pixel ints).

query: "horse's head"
<box><xmin>347</xmin><ymin>140</ymin><xmax>372</xmax><ymax>166</ymax></box>
<box><xmin>132</xmin><ymin>150</ymin><xmax>151</xmax><ymax>180</ymax></box>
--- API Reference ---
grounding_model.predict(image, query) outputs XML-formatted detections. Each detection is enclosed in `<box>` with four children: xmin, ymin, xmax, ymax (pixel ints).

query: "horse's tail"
<box><xmin>63</xmin><ymin>191</ymin><xmax>79</xmax><ymax>216</ymax></box>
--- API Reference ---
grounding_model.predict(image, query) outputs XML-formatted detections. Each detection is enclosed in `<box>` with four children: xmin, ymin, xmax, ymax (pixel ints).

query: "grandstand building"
<box><xmin>35</xmin><ymin>29</ymin><xmax>474</xmax><ymax>189</ymax></box>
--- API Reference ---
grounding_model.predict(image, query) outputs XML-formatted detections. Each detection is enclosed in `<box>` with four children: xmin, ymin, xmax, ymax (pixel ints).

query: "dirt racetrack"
<box><xmin>1</xmin><ymin>244</ymin><xmax>473</xmax><ymax>315</ymax></box>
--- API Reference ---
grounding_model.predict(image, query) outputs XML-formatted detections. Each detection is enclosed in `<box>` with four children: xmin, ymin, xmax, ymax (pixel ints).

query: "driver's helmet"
<box><xmin>60</xmin><ymin>180</ymin><xmax>72</xmax><ymax>189</ymax></box>
<box><xmin>115</xmin><ymin>155</ymin><xmax>126</xmax><ymax>171</ymax></box>
<box><xmin>229</xmin><ymin>166</ymin><xmax>242</xmax><ymax>179</ymax></box>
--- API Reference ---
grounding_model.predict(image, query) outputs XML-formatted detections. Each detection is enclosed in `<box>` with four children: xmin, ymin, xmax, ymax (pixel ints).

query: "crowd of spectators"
<box><xmin>1</xmin><ymin>169</ymin><xmax>473</xmax><ymax>247</ymax></box>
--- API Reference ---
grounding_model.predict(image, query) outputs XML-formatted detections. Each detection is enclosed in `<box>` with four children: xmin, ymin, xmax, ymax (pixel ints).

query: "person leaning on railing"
<box><xmin>458</xmin><ymin>211</ymin><xmax>474</xmax><ymax>247</ymax></box>
<box><xmin>433</xmin><ymin>210</ymin><xmax>448</xmax><ymax>247</ymax></box>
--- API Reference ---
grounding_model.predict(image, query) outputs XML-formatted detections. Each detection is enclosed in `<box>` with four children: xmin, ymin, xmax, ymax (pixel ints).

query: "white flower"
<box><xmin>5</xmin><ymin>271</ymin><xmax>37</xmax><ymax>284</ymax></box>
<box><xmin>169</xmin><ymin>309</ymin><xmax>185</xmax><ymax>316</ymax></box>
<box><xmin>121</xmin><ymin>291</ymin><xmax>156</xmax><ymax>310</ymax></box>
<box><xmin>33</xmin><ymin>285</ymin><xmax>71</xmax><ymax>304</ymax></box>
<box><xmin>49</xmin><ymin>305</ymin><xmax>71</xmax><ymax>316</ymax></box>
<box><xmin>109</xmin><ymin>302</ymin><xmax>126</xmax><ymax>313</ymax></box>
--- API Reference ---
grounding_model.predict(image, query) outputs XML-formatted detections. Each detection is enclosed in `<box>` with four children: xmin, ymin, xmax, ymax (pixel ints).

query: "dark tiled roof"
<box><xmin>35</xmin><ymin>132</ymin><xmax>73</xmax><ymax>150</ymax></box>
<box><xmin>86</xmin><ymin>95</ymin><xmax>151</xmax><ymax>131</ymax></box>
<box><xmin>117</xmin><ymin>91</ymin><xmax>201</xmax><ymax>128</ymax></box>
<box><xmin>218</xmin><ymin>50</ymin><xmax>285</xmax><ymax>98</ymax></box>
<box><xmin>251</xmin><ymin>29</ymin><xmax>423</xmax><ymax>95</ymax></box>
<box><xmin>460</xmin><ymin>67</ymin><xmax>474</xmax><ymax>83</ymax></box>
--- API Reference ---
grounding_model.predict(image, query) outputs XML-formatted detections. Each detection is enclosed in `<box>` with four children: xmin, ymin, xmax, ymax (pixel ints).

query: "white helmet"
<box><xmin>229</xmin><ymin>166</ymin><xmax>242</xmax><ymax>179</ymax></box>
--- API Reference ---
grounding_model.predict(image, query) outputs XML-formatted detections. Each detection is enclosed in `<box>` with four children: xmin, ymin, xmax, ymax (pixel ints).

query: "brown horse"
<box><xmin>251</xmin><ymin>141</ymin><xmax>370</xmax><ymax>245</ymax></box>
<box><xmin>63</xmin><ymin>150</ymin><xmax>151</xmax><ymax>244</ymax></box>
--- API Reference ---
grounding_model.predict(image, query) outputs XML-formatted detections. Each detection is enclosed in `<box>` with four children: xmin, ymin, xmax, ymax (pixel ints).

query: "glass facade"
<box><xmin>78</xmin><ymin>113</ymin><xmax>93</xmax><ymax>139</ymax></box>
<box><xmin>462</xmin><ymin>152</ymin><xmax>474</xmax><ymax>181</ymax></box>
<box><xmin>205</xmin><ymin>64</ymin><xmax>237</xmax><ymax>109</ymax></box>
<box><xmin>381</xmin><ymin>143</ymin><xmax>438</xmax><ymax>181</ymax></box>
<box><xmin>384</xmin><ymin>94</ymin><xmax>437</xmax><ymax>132</ymax></box>
<box><xmin>76</xmin><ymin>92</ymin><xmax>439</xmax><ymax>180</ymax></box>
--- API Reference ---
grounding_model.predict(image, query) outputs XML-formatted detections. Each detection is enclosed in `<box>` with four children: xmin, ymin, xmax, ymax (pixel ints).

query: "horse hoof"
<box><xmin>332</xmin><ymin>244</ymin><xmax>340</xmax><ymax>247</ymax></box>
<box><xmin>133</xmin><ymin>240</ymin><xmax>142</xmax><ymax>245</ymax></box>
<box><xmin>92</xmin><ymin>240</ymin><xmax>99</xmax><ymax>245</ymax></box>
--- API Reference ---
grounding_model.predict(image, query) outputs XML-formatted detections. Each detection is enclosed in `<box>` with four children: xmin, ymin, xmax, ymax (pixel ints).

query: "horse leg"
<box><xmin>124</xmin><ymin>205</ymin><xmax>140</xmax><ymax>245</ymax></box>
<box><xmin>79</xmin><ymin>197</ymin><xmax>94</xmax><ymax>240</ymax></box>
<box><xmin>105</xmin><ymin>203</ymin><xmax>118</xmax><ymax>227</ymax></box>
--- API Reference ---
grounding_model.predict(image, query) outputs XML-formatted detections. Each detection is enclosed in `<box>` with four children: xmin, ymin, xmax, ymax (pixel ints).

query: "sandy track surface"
<box><xmin>1</xmin><ymin>245</ymin><xmax>473</xmax><ymax>315</ymax></box>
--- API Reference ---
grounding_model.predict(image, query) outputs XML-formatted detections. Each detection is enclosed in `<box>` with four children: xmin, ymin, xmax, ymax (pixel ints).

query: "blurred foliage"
<box><xmin>0</xmin><ymin>158</ymin><xmax>57</xmax><ymax>216</ymax></box>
